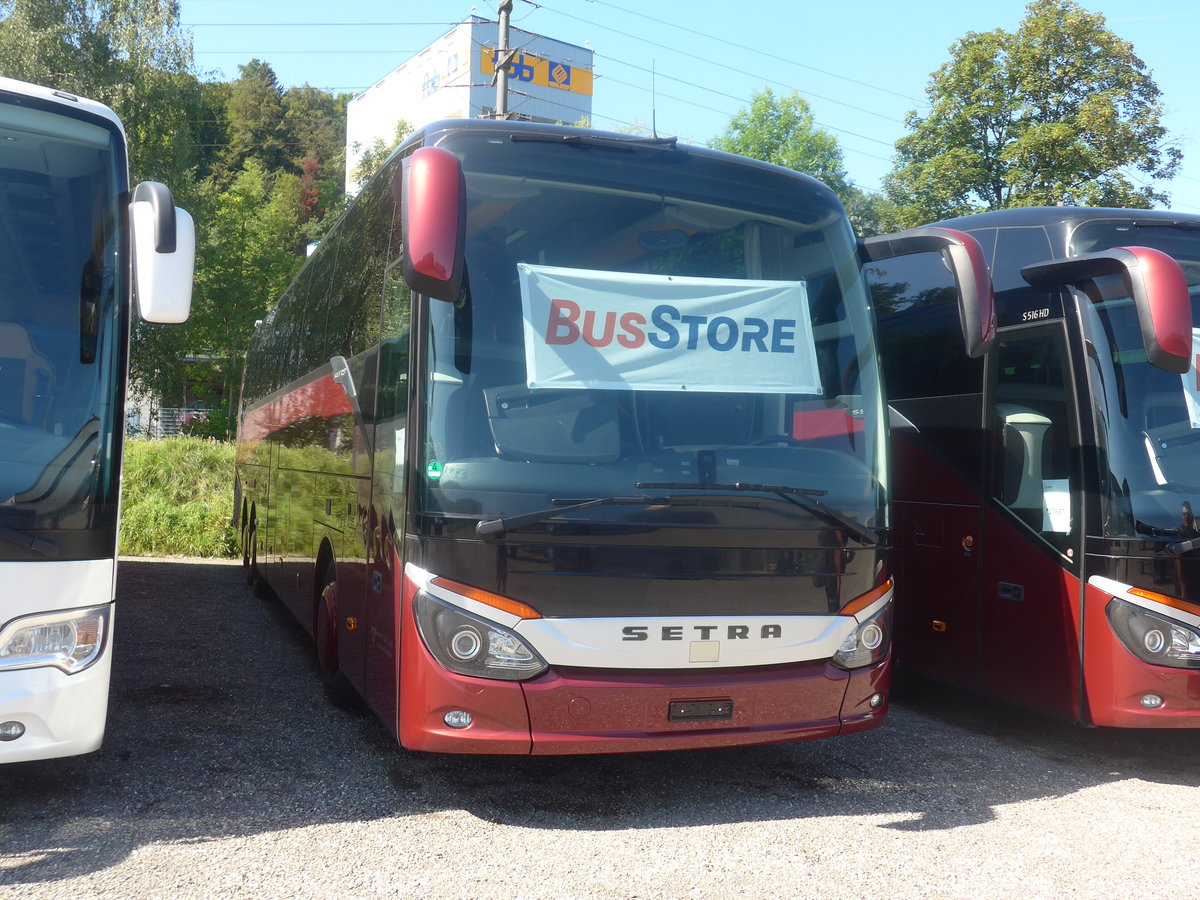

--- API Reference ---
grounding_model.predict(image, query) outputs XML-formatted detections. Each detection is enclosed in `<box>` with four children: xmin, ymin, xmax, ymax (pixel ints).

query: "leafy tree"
<box><xmin>711</xmin><ymin>88</ymin><xmax>889</xmax><ymax>236</ymax></box>
<box><xmin>885</xmin><ymin>0</ymin><xmax>1181</xmax><ymax>227</ymax></box>
<box><xmin>0</xmin><ymin>0</ymin><xmax>201</xmax><ymax>190</ymax></box>
<box><xmin>350</xmin><ymin>118</ymin><xmax>412</xmax><ymax>189</ymax></box>
<box><xmin>220</xmin><ymin>59</ymin><xmax>291</xmax><ymax>178</ymax></box>
<box><xmin>712</xmin><ymin>88</ymin><xmax>850</xmax><ymax>195</ymax></box>
<box><xmin>283</xmin><ymin>85</ymin><xmax>349</xmax><ymax>178</ymax></box>
<box><xmin>133</xmin><ymin>163</ymin><xmax>306</xmax><ymax>428</ymax></box>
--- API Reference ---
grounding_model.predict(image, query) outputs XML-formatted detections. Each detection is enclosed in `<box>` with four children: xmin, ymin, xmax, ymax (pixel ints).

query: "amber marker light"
<box><xmin>431</xmin><ymin>577</ymin><xmax>542</xmax><ymax>620</ymax></box>
<box><xmin>1128</xmin><ymin>586</ymin><xmax>1200</xmax><ymax>617</ymax></box>
<box><xmin>840</xmin><ymin>578</ymin><xmax>894</xmax><ymax>617</ymax></box>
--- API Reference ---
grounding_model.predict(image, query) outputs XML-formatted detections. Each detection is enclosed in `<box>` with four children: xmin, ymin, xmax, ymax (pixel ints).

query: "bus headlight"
<box><xmin>832</xmin><ymin>601</ymin><xmax>892</xmax><ymax>669</ymax></box>
<box><xmin>0</xmin><ymin>606</ymin><xmax>109</xmax><ymax>674</ymax></box>
<box><xmin>1107</xmin><ymin>598</ymin><xmax>1200</xmax><ymax>669</ymax></box>
<box><xmin>414</xmin><ymin>591</ymin><xmax>548</xmax><ymax>681</ymax></box>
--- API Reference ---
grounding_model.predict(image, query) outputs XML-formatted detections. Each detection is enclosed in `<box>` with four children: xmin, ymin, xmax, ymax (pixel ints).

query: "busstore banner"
<box><xmin>518</xmin><ymin>263</ymin><xmax>823</xmax><ymax>394</ymax></box>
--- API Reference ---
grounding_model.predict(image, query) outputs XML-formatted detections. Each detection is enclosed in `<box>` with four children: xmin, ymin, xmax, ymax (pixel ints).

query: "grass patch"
<box><xmin>121</xmin><ymin>436</ymin><xmax>239</xmax><ymax>557</ymax></box>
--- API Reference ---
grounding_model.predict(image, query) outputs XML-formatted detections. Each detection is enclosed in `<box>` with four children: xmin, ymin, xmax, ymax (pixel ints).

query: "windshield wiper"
<box><xmin>475</xmin><ymin>493</ymin><xmax>763</xmax><ymax>536</ymax></box>
<box><xmin>0</xmin><ymin>522</ymin><xmax>59</xmax><ymax>558</ymax></box>
<box><xmin>477</xmin><ymin>496</ymin><xmax>666</xmax><ymax>536</ymax></box>
<box><xmin>636</xmin><ymin>482</ymin><xmax>880</xmax><ymax>546</ymax></box>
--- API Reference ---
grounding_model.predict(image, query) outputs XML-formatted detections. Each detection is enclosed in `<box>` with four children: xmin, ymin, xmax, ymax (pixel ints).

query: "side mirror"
<box><xmin>130</xmin><ymin>181</ymin><xmax>194</xmax><ymax>324</ymax></box>
<box><xmin>860</xmin><ymin>226</ymin><xmax>996</xmax><ymax>358</ymax></box>
<box><xmin>400</xmin><ymin>146</ymin><xmax>466</xmax><ymax>302</ymax></box>
<box><xmin>1021</xmin><ymin>247</ymin><xmax>1192</xmax><ymax>374</ymax></box>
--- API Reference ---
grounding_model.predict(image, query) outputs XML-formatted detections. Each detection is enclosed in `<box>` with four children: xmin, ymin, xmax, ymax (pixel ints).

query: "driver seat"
<box><xmin>0</xmin><ymin>323</ymin><xmax>54</xmax><ymax>427</ymax></box>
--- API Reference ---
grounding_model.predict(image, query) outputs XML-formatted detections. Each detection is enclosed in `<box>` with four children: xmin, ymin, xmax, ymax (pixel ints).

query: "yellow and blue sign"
<box><xmin>481</xmin><ymin>47</ymin><xmax>594</xmax><ymax>97</ymax></box>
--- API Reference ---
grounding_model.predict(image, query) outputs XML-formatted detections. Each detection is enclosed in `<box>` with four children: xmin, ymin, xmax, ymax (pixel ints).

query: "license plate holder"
<box><xmin>668</xmin><ymin>699</ymin><xmax>733</xmax><ymax>722</ymax></box>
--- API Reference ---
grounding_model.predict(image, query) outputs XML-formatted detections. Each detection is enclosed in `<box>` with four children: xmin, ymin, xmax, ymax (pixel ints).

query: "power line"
<box><xmin>517</xmin><ymin>1</ymin><xmax>908</xmax><ymax>125</ymax></box>
<box><xmin>196</xmin><ymin>49</ymin><xmax>421</xmax><ymax>55</ymax></box>
<box><xmin>579</xmin><ymin>0</ymin><xmax>924</xmax><ymax>106</ymax></box>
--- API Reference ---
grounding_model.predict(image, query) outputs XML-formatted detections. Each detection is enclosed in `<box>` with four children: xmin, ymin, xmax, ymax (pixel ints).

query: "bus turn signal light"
<box><xmin>430</xmin><ymin>577</ymin><xmax>542</xmax><ymax>620</ymax></box>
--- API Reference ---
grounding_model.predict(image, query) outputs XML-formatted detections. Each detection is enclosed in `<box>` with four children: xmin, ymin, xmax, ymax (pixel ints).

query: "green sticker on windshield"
<box><xmin>426</xmin><ymin>460</ymin><xmax>443</xmax><ymax>481</ymax></box>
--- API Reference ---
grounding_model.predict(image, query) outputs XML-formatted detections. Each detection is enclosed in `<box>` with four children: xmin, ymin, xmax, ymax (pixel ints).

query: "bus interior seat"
<box><xmin>997</xmin><ymin>402</ymin><xmax>1069</xmax><ymax>530</ymax></box>
<box><xmin>0</xmin><ymin>323</ymin><xmax>54</xmax><ymax>427</ymax></box>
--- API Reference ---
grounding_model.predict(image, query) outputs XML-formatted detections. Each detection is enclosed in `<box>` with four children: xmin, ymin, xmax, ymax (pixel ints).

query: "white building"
<box><xmin>345</xmin><ymin>16</ymin><xmax>594</xmax><ymax>194</ymax></box>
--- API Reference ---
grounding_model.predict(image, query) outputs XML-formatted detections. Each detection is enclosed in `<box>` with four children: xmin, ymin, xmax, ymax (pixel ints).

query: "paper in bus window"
<box><xmin>1183</xmin><ymin>330</ymin><xmax>1200</xmax><ymax>429</ymax></box>
<box><xmin>518</xmin><ymin>264</ymin><xmax>823</xmax><ymax>394</ymax></box>
<box><xmin>1042</xmin><ymin>478</ymin><xmax>1071</xmax><ymax>533</ymax></box>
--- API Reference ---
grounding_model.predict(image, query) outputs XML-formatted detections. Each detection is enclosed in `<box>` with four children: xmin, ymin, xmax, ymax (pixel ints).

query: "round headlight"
<box><xmin>860</xmin><ymin>622</ymin><xmax>884</xmax><ymax>651</ymax></box>
<box><xmin>450</xmin><ymin>626</ymin><xmax>483</xmax><ymax>661</ymax></box>
<box><xmin>1144</xmin><ymin>629</ymin><xmax>1166</xmax><ymax>654</ymax></box>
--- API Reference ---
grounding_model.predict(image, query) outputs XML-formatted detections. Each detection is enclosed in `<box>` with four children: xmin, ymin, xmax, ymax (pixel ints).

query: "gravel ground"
<box><xmin>2</xmin><ymin>557</ymin><xmax>1198</xmax><ymax>899</ymax></box>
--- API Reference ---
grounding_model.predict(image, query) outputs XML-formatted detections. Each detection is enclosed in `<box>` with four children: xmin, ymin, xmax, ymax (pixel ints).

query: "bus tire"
<box><xmin>247</xmin><ymin>519</ymin><xmax>272</xmax><ymax>600</ymax></box>
<box><xmin>315</xmin><ymin>569</ymin><xmax>358</xmax><ymax>709</ymax></box>
<box><xmin>241</xmin><ymin>507</ymin><xmax>252</xmax><ymax>576</ymax></box>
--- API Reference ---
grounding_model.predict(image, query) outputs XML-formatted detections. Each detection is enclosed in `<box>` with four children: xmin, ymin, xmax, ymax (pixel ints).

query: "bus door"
<box><xmin>363</xmin><ymin>270</ymin><xmax>411</xmax><ymax>722</ymax></box>
<box><xmin>873</xmin><ymin>252</ymin><xmax>986</xmax><ymax>688</ymax></box>
<box><xmin>979</xmin><ymin>327</ymin><xmax>1083</xmax><ymax>716</ymax></box>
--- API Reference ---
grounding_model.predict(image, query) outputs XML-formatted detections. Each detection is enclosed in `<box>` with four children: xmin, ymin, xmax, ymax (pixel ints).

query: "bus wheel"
<box><xmin>247</xmin><ymin>521</ymin><xmax>272</xmax><ymax>599</ymax></box>
<box><xmin>241</xmin><ymin>514</ymin><xmax>252</xmax><ymax>576</ymax></box>
<box><xmin>315</xmin><ymin>571</ymin><xmax>358</xmax><ymax>708</ymax></box>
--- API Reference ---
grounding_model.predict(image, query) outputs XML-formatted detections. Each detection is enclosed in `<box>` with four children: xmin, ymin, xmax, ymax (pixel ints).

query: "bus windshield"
<box><xmin>1072</xmin><ymin>221</ymin><xmax>1200</xmax><ymax>538</ymax></box>
<box><xmin>418</xmin><ymin>132</ymin><xmax>884</xmax><ymax>537</ymax></box>
<box><xmin>0</xmin><ymin>95</ymin><xmax>126</xmax><ymax>556</ymax></box>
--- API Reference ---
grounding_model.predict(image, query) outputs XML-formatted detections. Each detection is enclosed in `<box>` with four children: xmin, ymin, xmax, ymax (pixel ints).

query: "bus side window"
<box><xmin>991</xmin><ymin>333</ymin><xmax>1077</xmax><ymax>544</ymax></box>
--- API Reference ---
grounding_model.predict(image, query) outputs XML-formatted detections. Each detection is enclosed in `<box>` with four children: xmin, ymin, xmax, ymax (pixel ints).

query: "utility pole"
<box><xmin>493</xmin><ymin>0</ymin><xmax>514</xmax><ymax>119</ymax></box>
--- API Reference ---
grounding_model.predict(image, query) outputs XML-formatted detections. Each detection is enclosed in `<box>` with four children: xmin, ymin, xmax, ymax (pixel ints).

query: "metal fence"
<box><xmin>126</xmin><ymin>407</ymin><xmax>210</xmax><ymax>440</ymax></box>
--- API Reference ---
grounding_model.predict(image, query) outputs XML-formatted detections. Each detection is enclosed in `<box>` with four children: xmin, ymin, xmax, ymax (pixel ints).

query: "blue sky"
<box><xmin>178</xmin><ymin>0</ymin><xmax>1200</xmax><ymax>215</ymax></box>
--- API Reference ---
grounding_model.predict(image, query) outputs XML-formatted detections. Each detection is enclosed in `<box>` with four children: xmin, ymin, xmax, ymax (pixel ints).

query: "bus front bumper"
<box><xmin>399</xmin><ymin>652</ymin><xmax>889</xmax><ymax>755</ymax></box>
<box><xmin>0</xmin><ymin>652</ymin><xmax>111</xmax><ymax>763</ymax></box>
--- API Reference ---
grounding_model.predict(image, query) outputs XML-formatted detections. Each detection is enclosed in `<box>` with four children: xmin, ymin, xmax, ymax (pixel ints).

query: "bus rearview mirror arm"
<box><xmin>860</xmin><ymin>226</ymin><xmax>996</xmax><ymax>358</ymax></box>
<box><xmin>1021</xmin><ymin>247</ymin><xmax>1192</xmax><ymax>375</ymax></box>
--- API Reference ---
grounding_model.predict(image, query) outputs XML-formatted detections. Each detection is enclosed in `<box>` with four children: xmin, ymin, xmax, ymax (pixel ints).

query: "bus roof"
<box><xmin>933</xmin><ymin>205</ymin><xmax>1200</xmax><ymax>232</ymax></box>
<box><xmin>0</xmin><ymin>75</ymin><xmax>126</xmax><ymax>137</ymax></box>
<box><xmin>408</xmin><ymin>117</ymin><xmax>839</xmax><ymax>201</ymax></box>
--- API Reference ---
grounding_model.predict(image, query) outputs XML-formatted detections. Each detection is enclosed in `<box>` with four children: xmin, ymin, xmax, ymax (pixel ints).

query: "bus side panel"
<box><xmin>360</xmin><ymin>532</ymin><xmax>400</xmax><ymax>732</ymax></box>
<box><xmin>1081</xmin><ymin>582</ymin><xmax>1200</xmax><ymax>727</ymax></box>
<box><xmin>890</xmin><ymin>417</ymin><xmax>985</xmax><ymax>687</ymax></box>
<box><xmin>979</xmin><ymin>504</ymin><xmax>1081</xmax><ymax>719</ymax></box>
<box><xmin>893</xmin><ymin>500</ymin><xmax>982</xmax><ymax>687</ymax></box>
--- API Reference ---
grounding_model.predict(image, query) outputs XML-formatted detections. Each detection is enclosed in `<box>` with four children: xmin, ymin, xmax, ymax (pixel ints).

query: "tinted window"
<box><xmin>871</xmin><ymin>251</ymin><xmax>984</xmax><ymax>400</ymax></box>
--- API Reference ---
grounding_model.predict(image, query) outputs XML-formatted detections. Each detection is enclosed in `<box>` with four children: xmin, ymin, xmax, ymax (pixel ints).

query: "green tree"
<box><xmin>712</xmin><ymin>88</ymin><xmax>849</xmax><ymax>194</ymax></box>
<box><xmin>885</xmin><ymin>0</ymin><xmax>1181</xmax><ymax>227</ymax></box>
<box><xmin>711</xmin><ymin>88</ymin><xmax>889</xmax><ymax>236</ymax></box>
<box><xmin>283</xmin><ymin>85</ymin><xmax>348</xmax><ymax>176</ymax></box>
<box><xmin>350</xmin><ymin>117</ymin><xmax>412</xmax><ymax>189</ymax></box>
<box><xmin>0</xmin><ymin>0</ymin><xmax>201</xmax><ymax>189</ymax></box>
<box><xmin>220</xmin><ymin>59</ymin><xmax>291</xmax><ymax>178</ymax></box>
<box><xmin>132</xmin><ymin>163</ymin><xmax>306</xmax><ymax>429</ymax></box>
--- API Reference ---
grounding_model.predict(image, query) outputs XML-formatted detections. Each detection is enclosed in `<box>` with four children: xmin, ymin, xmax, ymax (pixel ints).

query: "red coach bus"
<box><xmin>872</xmin><ymin>206</ymin><xmax>1200</xmax><ymax>727</ymax></box>
<box><xmin>235</xmin><ymin>118</ymin><xmax>990</xmax><ymax>754</ymax></box>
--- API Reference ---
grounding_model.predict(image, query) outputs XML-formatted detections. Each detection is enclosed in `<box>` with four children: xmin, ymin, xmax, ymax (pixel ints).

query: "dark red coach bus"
<box><xmin>872</xmin><ymin>206</ymin><xmax>1200</xmax><ymax>727</ymax></box>
<box><xmin>236</xmin><ymin>118</ymin><xmax>989</xmax><ymax>753</ymax></box>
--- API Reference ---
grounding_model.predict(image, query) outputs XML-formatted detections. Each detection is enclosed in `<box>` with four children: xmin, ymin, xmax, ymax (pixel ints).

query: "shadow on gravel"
<box><xmin>2</xmin><ymin>559</ymin><xmax>1198</xmax><ymax>885</ymax></box>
